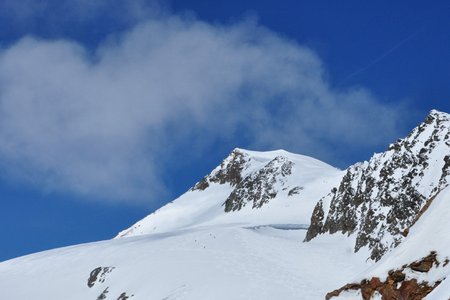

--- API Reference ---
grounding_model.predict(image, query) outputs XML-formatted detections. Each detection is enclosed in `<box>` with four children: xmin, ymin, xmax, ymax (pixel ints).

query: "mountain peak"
<box><xmin>428</xmin><ymin>109</ymin><xmax>450</xmax><ymax>119</ymax></box>
<box><xmin>306</xmin><ymin>110</ymin><xmax>450</xmax><ymax>261</ymax></box>
<box><xmin>118</xmin><ymin>147</ymin><xmax>342</xmax><ymax>238</ymax></box>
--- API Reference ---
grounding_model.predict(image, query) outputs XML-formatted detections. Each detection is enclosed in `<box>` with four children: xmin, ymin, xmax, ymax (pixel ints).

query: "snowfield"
<box><xmin>0</xmin><ymin>148</ymin><xmax>360</xmax><ymax>300</ymax></box>
<box><xmin>0</xmin><ymin>223</ymin><xmax>371</xmax><ymax>300</ymax></box>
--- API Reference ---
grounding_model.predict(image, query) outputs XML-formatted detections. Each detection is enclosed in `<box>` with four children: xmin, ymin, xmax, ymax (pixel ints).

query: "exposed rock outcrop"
<box><xmin>327</xmin><ymin>252</ymin><xmax>446</xmax><ymax>300</ymax></box>
<box><xmin>191</xmin><ymin>149</ymin><xmax>300</xmax><ymax>212</ymax></box>
<box><xmin>88</xmin><ymin>266</ymin><xmax>115</xmax><ymax>288</ymax></box>
<box><xmin>306</xmin><ymin>110</ymin><xmax>450</xmax><ymax>261</ymax></box>
<box><xmin>87</xmin><ymin>267</ymin><xmax>134</xmax><ymax>300</ymax></box>
<box><xmin>191</xmin><ymin>149</ymin><xmax>248</xmax><ymax>191</ymax></box>
<box><xmin>224</xmin><ymin>156</ymin><xmax>293</xmax><ymax>212</ymax></box>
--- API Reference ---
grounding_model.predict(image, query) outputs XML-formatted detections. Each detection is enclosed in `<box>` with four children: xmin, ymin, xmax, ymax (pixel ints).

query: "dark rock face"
<box><xmin>224</xmin><ymin>156</ymin><xmax>293</xmax><ymax>212</ymax></box>
<box><xmin>191</xmin><ymin>149</ymin><xmax>298</xmax><ymax>212</ymax></box>
<box><xmin>192</xmin><ymin>149</ymin><xmax>247</xmax><ymax>191</ymax></box>
<box><xmin>88</xmin><ymin>266</ymin><xmax>115</xmax><ymax>288</ymax></box>
<box><xmin>87</xmin><ymin>267</ymin><xmax>134</xmax><ymax>299</ymax></box>
<box><xmin>326</xmin><ymin>252</ymin><xmax>444</xmax><ymax>300</ymax></box>
<box><xmin>305</xmin><ymin>199</ymin><xmax>326</xmax><ymax>241</ymax></box>
<box><xmin>288</xmin><ymin>186</ymin><xmax>303</xmax><ymax>196</ymax></box>
<box><xmin>97</xmin><ymin>288</ymin><xmax>109</xmax><ymax>300</ymax></box>
<box><xmin>117</xmin><ymin>292</ymin><xmax>132</xmax><ymax>300</ymax></box>
<box><xmin>306</xmin><ymin>111</ymin><xmax>450</xmax><ymax>261</ymax></box>
<box><xmin>88</xmin><ymin>267</ymin><xmax>103</xmax><ymax>288</ymax></box>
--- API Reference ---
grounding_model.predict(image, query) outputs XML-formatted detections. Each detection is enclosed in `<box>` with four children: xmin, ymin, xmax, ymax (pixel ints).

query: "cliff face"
<box><xmin>221</xmin><ymin>155</ymin><xmax>294</xmax><ymax>212</ymax></box>
<box><xmin>306</xmin><ymin>110</ymin><xmax>450</xmax><ymax>261</ymax></box>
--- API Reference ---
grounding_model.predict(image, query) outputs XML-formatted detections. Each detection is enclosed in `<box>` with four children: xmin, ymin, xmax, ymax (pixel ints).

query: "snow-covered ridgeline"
<box><xmin>328</xmin><ymin>184</ymin><xmax>450</xmax><ymax>299</ymax></box>
<box><xmin>117</xmin><ymin>148</ymin><xmax>343</xmax><ymax>237</ymax></box>
<box><xmin>306</xmin><ymin>110</ymin><xmax>450</xmax><ymax>261</ymax></box>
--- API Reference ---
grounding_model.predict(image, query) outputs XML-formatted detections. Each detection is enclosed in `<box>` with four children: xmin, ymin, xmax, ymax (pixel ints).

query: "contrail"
<box><xmin>338</xmin><ymin>28</ymin><xmax>423</xmax><ymax>86</ymax></box>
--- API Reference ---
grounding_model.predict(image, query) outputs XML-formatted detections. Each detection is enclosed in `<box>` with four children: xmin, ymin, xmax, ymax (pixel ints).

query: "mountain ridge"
<box><xmin>306</xmin><ymin>109</ymin><xmax>450</xmax><ymax>261</ymax></box>
<box><xmin>117</xmin><ymin>147</ymin><xmax>342</xmax><ymax>238</ymax></box>
<box><xmin>1</xmin><ymin>109</ymin><xmax>450</xmax><ymax>300</ymax></box>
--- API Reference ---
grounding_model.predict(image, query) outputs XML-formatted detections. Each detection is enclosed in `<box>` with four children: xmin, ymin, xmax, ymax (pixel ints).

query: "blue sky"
<box><xmin>0</xmin><ymin>0</ymin><xmax>449</xmax><ymax>262</ymax></box>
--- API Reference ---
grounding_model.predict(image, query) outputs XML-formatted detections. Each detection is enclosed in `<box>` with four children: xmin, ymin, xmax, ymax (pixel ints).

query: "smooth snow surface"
<box><xmin>0</xmin><ymin>225</ymin><xmax>370</xmax><ymax>300</ymax></box>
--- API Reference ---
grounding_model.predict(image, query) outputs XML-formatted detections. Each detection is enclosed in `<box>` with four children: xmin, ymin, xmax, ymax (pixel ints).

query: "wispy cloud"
<box><xmin>0</xmin><ymin>11</ymin><xmax>409</xmax><ymax>203</ymax></box>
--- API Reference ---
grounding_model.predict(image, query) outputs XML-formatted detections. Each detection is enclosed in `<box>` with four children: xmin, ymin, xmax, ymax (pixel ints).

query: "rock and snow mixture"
<box><xmin>328</xmin><ymin>185</ymin><xmax>450</xmax><ymax>299</ymax></box>
<box><xmin>306</xmin><ymin>110</ymin><xmax>450</xmax><ymax>261</ymax></box>
<box><xmin>117</xmin><ymin>148</ymin><xmax>343</xmax><ymax>238</ymax></box>
<box><xmin>0</xmin><ymin>110</ymin><xmax>450</xmax><ymax>300</ymax></box>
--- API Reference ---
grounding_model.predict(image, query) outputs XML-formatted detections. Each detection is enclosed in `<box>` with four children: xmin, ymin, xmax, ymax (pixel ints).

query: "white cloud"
<box><xmin>0</xmin><ymin>15</ymin><xmax>407</xmax><ymax>203</ymax></box>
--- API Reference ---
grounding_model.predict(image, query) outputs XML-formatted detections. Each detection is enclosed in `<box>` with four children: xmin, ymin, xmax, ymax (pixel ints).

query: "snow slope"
<box><xmin>331</xmin><ymin>184</ymin><xmax>450</xmax><ymax>299</ymax></box>
<box><xmin>2</xmin><ymin>111</ymin><xmax>450</xmax><ymax>300</ymax></box>
<box><xmin>0</xmin><ymin>148</ymin><xmax>357</xmax><ymax>300</ymax></box>
<box><xmin>0</xmin><ymin>224</ymin><xmax>370</xmax><ymax>300</ymax></box>
<box><xmin>118</xmin><ymin>148</ymin><xmax>343</xmax><ymax>237</ymax></box>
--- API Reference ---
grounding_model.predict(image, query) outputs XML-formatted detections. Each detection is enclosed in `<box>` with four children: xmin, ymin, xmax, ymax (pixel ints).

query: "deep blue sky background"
<box><xmin>1</xmin><ymin>0</ymin><xmax>450</xmax><ymax>262</ymax></box>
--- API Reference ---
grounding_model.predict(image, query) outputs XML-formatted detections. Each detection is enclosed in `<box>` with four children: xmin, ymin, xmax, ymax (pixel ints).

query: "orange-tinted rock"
<box><xmin>388</xmin><ymin>270</ymin><xmax>406</xmax><ymax>283</ymax></box>
<box><xmin>326</xmin><ymin>283</ymin><xmax>360</xmax><ymax>300</ymax></box>
<box><xmin>361</xmin><ymin>286</ymin><xmax>374</xmax><ymax>300</ymax></box>
<box><xmin>369</xmin><ymin>277</ymin><xmax>382</xmax><ymax>289</ymax></box>
<box><xmin>326</xmin><ymin>252</ymin><xmax>441</xmax><ymax>300</ymax></box>
<box><xmin>378</xmin><ymin>282</ymin><xmax>397</xmax><ymax>300</ymax></box>
<box><xmin>398</xmin><ymin>279</ymin><xmax>419</xmax><ymax>299</ymax></box>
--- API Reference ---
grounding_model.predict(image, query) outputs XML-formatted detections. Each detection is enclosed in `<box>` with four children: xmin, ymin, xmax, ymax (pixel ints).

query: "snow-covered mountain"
<box><xmin>1</xmin><ymin>110</ymin><xmax>450</xmax><ymax>300</ymax></box>
<box><xmin>306</xmin><ymin>110</ymin><xmax>450</xmax><ymax>261</ymax></box>
<box><xmin>327</xmin><ymin>184</ymin><xmax>450</xmax><ymax>300</ymax></box>
<box><xmin>0</xmin><ymin>149</ymin><xmax>358</xmax><ymax>300</ymax></box>
<box><xmin>117</xmin><ymin>148</ymin><xmax>343</xmax><ymax>237</ymax></box>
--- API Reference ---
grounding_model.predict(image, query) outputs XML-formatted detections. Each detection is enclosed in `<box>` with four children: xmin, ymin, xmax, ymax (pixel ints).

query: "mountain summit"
<box><xmin>1</xmin><ymin>110</ymin><xmax>450</xmax><ymax>300</ymax></box>
<box><xmin>305</xmin><ymin>110</ymin><xmax>450</xmax><ymax>261</ymax></box>
<box><xmin>118</xmin><ymin>148</ymin><xmax>342</xmax><ymax>237</ymax></box>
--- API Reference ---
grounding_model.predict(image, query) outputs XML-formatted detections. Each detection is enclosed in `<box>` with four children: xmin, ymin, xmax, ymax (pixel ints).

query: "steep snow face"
<box><xmin>0</xmin><ymin>225</ymin><xmax>370</xmax><ymax>300</ymax></box>
<box><xmin>118</xmin><ymin>148</ymin><xmax>343</xmax><ymax>238</ymax></box>
<box><xmin>306</xmin><ymin>110</ymin><xmax>450</xmax><ymax>261</ymax></box>
<box><xmin>329</xmin><ymin>185</ymin><xmax>450</xmax><ymax>300</ymax></box>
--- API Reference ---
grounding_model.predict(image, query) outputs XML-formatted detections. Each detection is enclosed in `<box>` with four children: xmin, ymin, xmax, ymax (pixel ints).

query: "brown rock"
<box><xmin>410</xmin><ymin>260</ymin><xmax>433</xmax><ymax>272</ymax></box>
<box><xmin>325</xmin><ymin>252</ymin><xmax>442</xmax><ymax>300</ymax></box>
<box><xmin>361</xmin><ymin>284</ymin><xmax>374</xmax><ymax>300</ymax></box>
<box><xmin>369</xmin><ymin>277</ymin><xmax>382</xmax><ymax>289</ymax></box>
<box><xmin>325</xmin><ymin>289</ymin><xmax>341</xmax><ymax>300</ymax></box>
<box><xmin>398</xmin><ymin>279</ymin><xmax>419</xmax><ymax>299</ymax></box>
<box><xmin>378</xmin><ymin>282</ymin><xmax>397</xmax><ymax>300</ymax></box>
<box><xmin>325</xmin><ymin>283</ymin><xmax>360</xmax><ymax>300</ymax></box>
<box><xmin>388</xmin><ymin>270</ymin><xmax>406</xmax><ymax>283</ymax></box>
<box><xmin>409</xmin><ymin>252</ymin><xmax>437</xmax><ymax>272</ymax></box>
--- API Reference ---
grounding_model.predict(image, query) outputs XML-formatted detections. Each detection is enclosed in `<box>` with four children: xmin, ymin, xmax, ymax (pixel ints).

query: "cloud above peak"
<box><xmin>0</xmin><ymin>14</ymin><xmax>407</xmax><ymax>203</ymax></box>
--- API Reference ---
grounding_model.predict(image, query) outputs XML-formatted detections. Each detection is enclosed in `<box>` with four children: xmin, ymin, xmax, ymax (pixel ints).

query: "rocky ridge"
<box><xmin>193</xmin><ymin>148</ymin><xmax>308</xmax><ymax>212</ymax></box>
<box><xmin>306</xmin><ymin>110</ymin><xmax>450</xmax><ymax>261</ymax></box>
<box><xmin>117</xmin><ymin>147</ymin><xmax>341</xmax><ymax>238</ymax></box>
<box><xmin>326</xmin><ymin>251</ymin><xmax>448</xmax><ymax>300</ymax></box>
